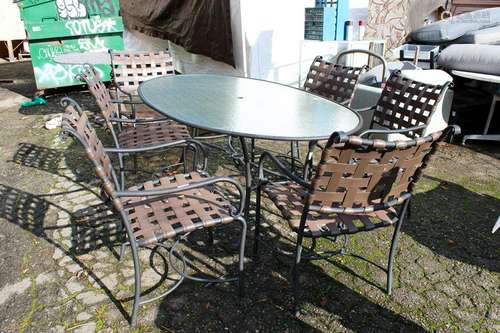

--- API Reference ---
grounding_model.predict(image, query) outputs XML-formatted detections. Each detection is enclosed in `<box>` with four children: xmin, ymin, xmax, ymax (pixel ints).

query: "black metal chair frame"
<box><xmin>76</xmin><ymin>65</ymin><xmax>198</xmax><ymax>191</ymax></box>
<box><xmin>254</xmin><ymin>125</ymin><xmax>459</xmax><ymax>315</ymax></box>
<box><xmin>60</xmin><ymin>99</ymin><xmax>247</xmax><ymax>326</ymax></box>
<box><xmin>287</xmin><ymin>49</ymin><xmax>386</xmax><ymax>173</ymax></box>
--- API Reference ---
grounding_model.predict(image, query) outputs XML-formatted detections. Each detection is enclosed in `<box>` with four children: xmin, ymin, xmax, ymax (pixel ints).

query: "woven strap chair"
<box><xmin>304</xmin><ymin>55</ymin><xmax>368</xmax><ymax>107</ymax></box>
<box><xmin>109</xmin><ymin>50</ymin><xmax>175</xmax><ymax>120</ymax></box>
<box><xmin>77</xmin><ymin>65</ymin><xmax>192</xmax><ymax>190</ymax></box>
<box><xmin>255</xmin><ymin>125</ymin><xmax>460</xmax><ymax>315</ymax></box>
<box><xmin>303</xmin><ymin>70</ymin><xmax>453</xmax><ymax>180</ymax></box>
<box><xmin>360</xmin><ymin>70</ymin><xmax>453</xmax><ymax>139</ymax></box>
<box><xmin>110</xmin><ymin>50</ymin><xmax>175</xmax><ymax>95</ymax></box>
<box><xmin>289</xmin><ymin>51</ymin><xmax>380</xmax><ymax>170</ymax></box>
<box><xmin>60</xmin><ymin>99</ymin><xmax>247</xmax><ymax>326</ymax></box>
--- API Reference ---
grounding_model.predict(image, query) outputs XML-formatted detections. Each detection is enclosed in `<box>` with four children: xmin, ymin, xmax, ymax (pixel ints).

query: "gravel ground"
<box><xmin>0</xmin><ymin>61</ymin><xmax>498</xmax><ymax>333</ymax></box>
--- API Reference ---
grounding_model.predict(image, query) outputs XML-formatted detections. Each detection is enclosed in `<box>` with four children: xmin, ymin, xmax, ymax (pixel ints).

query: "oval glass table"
<box><xmin>138</xmin><ymin>74</ymin><xmax>362</xmax><ymax>217</ymax></box>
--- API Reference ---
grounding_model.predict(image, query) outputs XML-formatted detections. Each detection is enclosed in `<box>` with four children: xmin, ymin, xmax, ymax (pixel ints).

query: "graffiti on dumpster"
<box><xmin>33</xmin><ymin>63</ymin><xmax>104</xmax><ymax>86</ymax></box>
<box><xmin>83</xmin><ymin>0</ymin><xmax>116</xmax><ymax>16</ymax></box>
<box><xmin>64</xmin><ymin>16</ymin><xmax>118</xmax><ymax>35</ymax></box>
<box><xmin>56</xmin><ymin>0</ymin><xmax>117</xmax><ymax>19</ymax></box>
<box><xmin>78</xmin><ymin>36</ymin><xmax>107</xmax><ymax>52</ymax></box>
<box><xmin>38</xmin><ymin>44</ymin><xmax>78</xmax><ymax>60</ymax></box>
<box><xmin>36</xmin><ymin>36</ymin><xmax>106</xmax><ymax>61</ymax></box>
<box><xmin>56</xmin><ymin>0</ymin><xmax>87</xmax><ymax>19</ymax></box>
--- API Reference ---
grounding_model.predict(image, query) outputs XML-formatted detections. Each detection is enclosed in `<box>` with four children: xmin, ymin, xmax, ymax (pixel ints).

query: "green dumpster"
<box><xmin>17</xmin><ymin>0</ymin><xmax>124</xmax><ymax>90</ymax></box>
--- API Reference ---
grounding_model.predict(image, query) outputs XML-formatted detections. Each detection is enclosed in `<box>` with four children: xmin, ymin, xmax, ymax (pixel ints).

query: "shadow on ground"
<box><xmin>406</xmin><ymin>176</ymin><xmax>500</xmax><ymax>272</ymax></box>
<box><xmin>0</xmin><ymin>180</ymin><xmax>427</xmax><ymax>332</ymax></box>
<box><xmin>5</xmin><ymin>121</ymin><xmax>499</xmax><ymax>331</ymax></box>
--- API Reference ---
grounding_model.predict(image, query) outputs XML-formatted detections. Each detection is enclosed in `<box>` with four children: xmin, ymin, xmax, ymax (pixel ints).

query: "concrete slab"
<box><xmin>0</xmin><ymin>87</ymin><xmax>29</xmax><ymax>109</ymax></box>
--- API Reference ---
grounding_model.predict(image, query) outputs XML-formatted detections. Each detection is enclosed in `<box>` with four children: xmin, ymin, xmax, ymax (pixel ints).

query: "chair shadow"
<box><xmin>12</xmin><ymin>142</ymin><xmax>98</xmax><ymax>188</ymax></box>
<box><xmin>71</xmin><ymin>203</ymin><xmax>123</xmax><ymax>256</ymax></box>
<box><xmin>405</xmin><ymin>176</ymin><xmax>500</xmax><ymax>272</ymax></box>
<box><xmin>154</xmin><ymin>215</ymin><xmax>426</xmax><ymax>332</ymax></box>
<box><xmin>0</xmin><ymin>183</ymin><xmax>131</xmax><ymax>321</ymax></box>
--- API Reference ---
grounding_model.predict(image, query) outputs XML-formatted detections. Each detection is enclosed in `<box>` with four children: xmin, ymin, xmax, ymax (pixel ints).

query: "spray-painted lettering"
<box><xmin>38</xmin><ymin>44</ymin><xmax>78</xmax><ymax>60</ymax></box>
<box><xmin>77</xmin><ymin>36</ymin><xmax>107</xmax><ymax>52</ymax></box>
<box><xmin>65</xmin><ymin>17</ymin><xmax>118</xmax><ymax>36</ymax></box>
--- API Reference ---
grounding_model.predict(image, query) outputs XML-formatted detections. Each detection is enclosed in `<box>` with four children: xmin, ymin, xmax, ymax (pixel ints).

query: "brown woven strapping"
<box><xmin>118</xmin><ymin>122</ymin><xmax>191</xmax><ymax>149</ymax></box>
<box><xmin>62</xmin><ymin>106</ymin><xmax>236</xmax><ymax>246</ymax></box>
<box><xmin>111</xmin><ymin>51</ymin><xmax>175</xmax><ymax>95</ymax></box>
<box><xmin>79</xmin><ymin>65</ymin><xmax>191</xmax><ymax>147</ymax></box>
<box><xmin>303</xmin><ymin>56</ymin><xmax>366</xmax><ymax>105</ymax></box>
<box><xmin>121</xmin><ymin>172</ymin><xmax>235</xmax><ymax>244</ymax></box>
<box><xmin>263</xmin><ymin>130</ymin><xmax>446</xmax><ymax>237</ymax></box>
<box><xmin>371</xmin><ymin>72</ymin><xmax>449</xmax><ymax>138</ymax></box>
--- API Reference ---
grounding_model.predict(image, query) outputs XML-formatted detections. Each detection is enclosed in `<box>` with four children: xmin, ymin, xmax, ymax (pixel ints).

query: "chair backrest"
<box><xmin>370</xmin><ymin>71</ymin><xmax>451</xmax><ymax>138</ymax></box>
<box><xmin>110</xmin><ymin>50</ymin><xmax>175</xmax><ymax>95</ymax></box>
<box><xmin>77</xmin><ymin>65</ymin><xmax>117</xmax><ymax>124</ymax></box>
<box><xmin>335</xmin><ymin>49</ymin><xmax>388</xmax><ymax>83</ymax></box>
<box><xmin>307</xmin><ymin>127</ymin><xmax>457</xmax><ymax>213</ymax></box>
<box><xmin>304</xmin><ymin>56</ymin><xmax>367</xmax><ymax>106</ymax></box>
<box><xmin>60</xmin><ymin>98</ymin><xmax>119</xmax><ymax>198</ymax></box>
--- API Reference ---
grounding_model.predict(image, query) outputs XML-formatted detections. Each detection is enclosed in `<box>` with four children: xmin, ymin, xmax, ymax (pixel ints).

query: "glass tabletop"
<box><xmin>138</xmin><ymin>74</ymin><xmax>362</xmax><ymax>141</ymax></box>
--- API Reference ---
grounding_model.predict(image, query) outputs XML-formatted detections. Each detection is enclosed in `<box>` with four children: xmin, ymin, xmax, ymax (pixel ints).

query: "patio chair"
<box><xmin>254</xmin><ymin>125</ymin><xmax>459</xmax><ymax>315</ymax></box>
<box><xmin>303</xmin><ymin>55</ymin><xmax>367</xmax><ymax>107</ymax></box>
<box><xmin>60</xmin><ymin>99</ymin><xmax>247</xmax><ymax>326</ymax></box>
<box><xmin>110</xmin><ymin>49</ymin><xmax>230</xmax><ymax>146</ymax></box>
<box><xmin>77</xmin><ymin>64</ymin><xmax>192</xmax><ymax>190</ymax></box>
<box><xmin>358</xmin><ymin>70</ymin><xmax>453</xmax><ymax>140</ymax></box>
<box><xmin>109</xmin><ymin>50</ymin><xmax>175</xmax><ymax>120</ymax></box>
<box><xmin>302</xmin><ymin>70</ymin><xmax>453</xmax><ymax>179</ymax></box>
<box><xmin>288</xmin><ymin>50</ymin><xmax>385</xmax><ymax>167</ymax></box>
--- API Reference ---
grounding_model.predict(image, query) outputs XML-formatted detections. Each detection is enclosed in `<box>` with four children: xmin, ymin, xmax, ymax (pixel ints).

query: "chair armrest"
<box><xmin>108</xmin><ymin>117</ymin><xmax>170</xmax><ymax>125</ymax></box>
<box><xmin>115</xmin><ymin>176</ymin><xmax>246</xmax><ymax>216</ymax></box>
<box><xmin>258</xmin><ymin>151</ymin><xmax>310</xmax><ymax>189</ymax></box>
<box><xmin>110</xmin><ymin>98</ymin><xmax>143</xmax><ymax>105</ymax></box>
<box><xmin>309</xmin><ymin>193</ymin><xmax>412</xmax><ymax>214</ymax></box>
<box><xmin>354</xmin><ymin>105</ymin><xmax>376</xmax><ymax>113</ymax></box>
<box><xmin>104</xmin><ymin>139</ymin><xmax>208</xmax><ymax>170</ymax></box>
<box><xmin>359</xmin><ymin>124</ymin><xmax>427</xmax><ymax>138</ymax></box>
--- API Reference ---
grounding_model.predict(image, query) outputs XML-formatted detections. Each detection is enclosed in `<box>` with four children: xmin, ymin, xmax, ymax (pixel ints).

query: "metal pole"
<box><xmin>239</xmin><ymin>136</ymin><xmax>252</xmax><ymax>221</ymax></box>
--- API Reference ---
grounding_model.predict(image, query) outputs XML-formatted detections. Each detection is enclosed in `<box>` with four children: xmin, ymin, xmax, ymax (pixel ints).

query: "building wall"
<box><xmin>0</xmin><ymin>0</ymin><xmax>26</xmax><ymax>41</ymax></box>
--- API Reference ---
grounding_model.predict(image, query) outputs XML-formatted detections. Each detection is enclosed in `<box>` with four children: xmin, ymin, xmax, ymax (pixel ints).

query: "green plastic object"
<box><xmin>21</xmin><ymin>96</ymin><xmax>48</xmax><ymax>107</ymax></box>
<box><xmin>17</xmin><ymin>0</ymin><xmax>124</xmax><ymax>90</ymax></box>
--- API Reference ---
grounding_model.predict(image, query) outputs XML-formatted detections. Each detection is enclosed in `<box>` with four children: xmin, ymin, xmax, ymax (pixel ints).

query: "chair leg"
<box><xmin>294</xmin><ymin>141</ymin><xmax>301</xmax><ymax>161</ymax></box>
<box><xmin>387</xmin><ymin>199</ymin><xmax>410</xmax><ymax>295</ymax></box>
<box><xmin>118</xmin><ymin>153</ymin><xmax>125</xmax><ymax>191</ymax></box>
<box><xmin>291</xmin><ymin>234</ymin><xmax>304</xmax><ymax>316</ymax></box>
<box><xmin>181</xmin><ymin>146</ymin><xmax>188</xmax><ymax>174</ymax></box>
<box><xmin>254</xmin><ymin>185</ymin><xmax>262</xmax><ymax>258</ymax></box>
<box><xmin>237</xmin><ymin>217</ymin><xmax>247</xmax><ymax>297</ymax></box>
<box><xmin>133</xmin><ymin>155</ymin><xmax>138</xmax><ymax>172</ymax></box>
<box><xmin>191</xmin><ymin>144</ymin><xmax>198</xmax><ymax>172</ymax></box>
<box><xmin>251</xmin><ymin>138</ymin><xmax>256</xmax><ymax>163</ymax></box>
<box><xmin>207</xmin><ymin>229</ymin><xmax>214</xmax><ymax>246</ymax></box>
<box><xmin>130</xmin><ymin>240</ymin><xmax>142</xmax><ymax>326</ymax></box>
<box><xmin>119</xmin><ymin>242</ymin><xmax>127</xmax><ymax>261</ymax></box>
